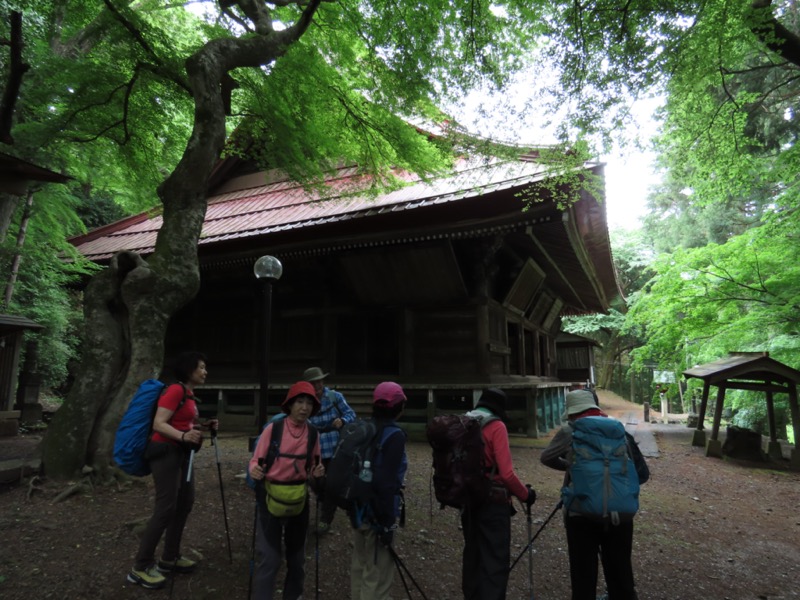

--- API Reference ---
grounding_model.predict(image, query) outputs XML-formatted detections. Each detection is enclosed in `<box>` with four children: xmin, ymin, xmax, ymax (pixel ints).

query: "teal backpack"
<box><xmin>562</xmin><ymin>416</ymin><xmax>640</xmax><ymax>524</ymax></box>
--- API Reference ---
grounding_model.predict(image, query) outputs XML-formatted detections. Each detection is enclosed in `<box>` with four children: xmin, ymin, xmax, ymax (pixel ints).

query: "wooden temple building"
<box><xmin>70</xmin><ymin>149</ymin><xmax>622</xmax><ymax>438</ymax></box>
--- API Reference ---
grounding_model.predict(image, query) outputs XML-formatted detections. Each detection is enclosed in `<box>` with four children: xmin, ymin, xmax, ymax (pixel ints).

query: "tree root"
<box><xmin>26</xmin><ymin>475</ymin><xmax>43</xmax><ymax>501</ymax></box>
<box><xmin>52</xmin><ymin>481</ymin><xmax>90</xmax><ymax>504</ymax></box>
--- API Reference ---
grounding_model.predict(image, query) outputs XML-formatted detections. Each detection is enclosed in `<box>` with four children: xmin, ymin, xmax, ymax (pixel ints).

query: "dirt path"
<box><xmin>1</xmin><ymin>390</ymin><xmax>799</xmax><ymax>599</ymax></box>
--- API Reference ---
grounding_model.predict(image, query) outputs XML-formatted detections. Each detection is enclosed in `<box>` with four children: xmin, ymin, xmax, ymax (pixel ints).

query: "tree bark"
<box><xmin>41</xmin><ymin>0</ymin><xmax>323</xmax><ymax>479</ymax></box>
<box><xmin>3</xmin><ymin>188</ymin><xmax>33</xmax><ymax>307</ymax></box>
<box><xmin>0</xmin><ymin>192</ymin><xmax>19</xmax><ymax>244</ymax></box>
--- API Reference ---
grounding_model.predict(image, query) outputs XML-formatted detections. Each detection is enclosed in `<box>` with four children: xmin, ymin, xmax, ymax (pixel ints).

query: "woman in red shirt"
<box><xmin>127</xmin><ymin>351</ymin><xmax>218</xmax><ymax>590</ymax></box>
<box><xmin>461</xmin><ymin>388</ymin><xmax>537</xmax><ymax>600</ymax></box>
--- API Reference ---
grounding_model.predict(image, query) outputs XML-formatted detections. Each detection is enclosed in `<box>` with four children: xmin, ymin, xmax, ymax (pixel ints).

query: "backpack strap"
<box><xmin>328</xmin><ymin>389</ymin><xmax>344</xmax><ymax>418</ymax></box>
<box><xmin>172</xmin><ymin>382</ymin><xmax>188</xmax><ymax>417</ymax></box>
<box><xmin>376</xmin><ymin>424</ymin><xmax>405</xmax><ymax>525</ymax></box>
<box><xmin>305</xmin><ymin>424</ymin><xmax>318</xmax><ymax>474</ymax></box>
<box><xmin>473</xmin><ymin>412</ymin><xmax>499</xmax><ymax>478</ymax></box>
<box><xmin>262</xmin><ymin>418</ymin><xmax>285</xmax><ymax>472</ymax></box>
<box><xmin>262</xmin><ymin>420</ymin><xmax>319</xmax><ymax>475</ymax></box>
<box><xmin>150</xmin><ymin>382</ymin><xmax>189</xmax><ymax>439</ymax></box>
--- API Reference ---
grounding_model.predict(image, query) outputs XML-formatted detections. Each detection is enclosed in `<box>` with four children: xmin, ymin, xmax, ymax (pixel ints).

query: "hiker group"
<box><xmin>115</xmin><ymin>354</ymin><xmax>649</xmax><ymax>600</ymax></box>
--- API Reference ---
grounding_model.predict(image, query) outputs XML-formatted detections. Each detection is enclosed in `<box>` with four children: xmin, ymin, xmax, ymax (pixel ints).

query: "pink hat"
<box><xmin>282</xmin><ymin>381</ymin><xmax>321</xmax><ymax>416</ymax></box>
<box><xmin>373</xmin><ymin>381</ymin><xmax>407</xmax><ymax>408</ymax></box>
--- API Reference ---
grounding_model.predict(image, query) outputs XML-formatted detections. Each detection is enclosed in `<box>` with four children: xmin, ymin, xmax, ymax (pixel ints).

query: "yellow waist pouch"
<box><xmin>265</xmin><ymin>480</ymin><xmax>307</xmax><ymax>517</ymax></box>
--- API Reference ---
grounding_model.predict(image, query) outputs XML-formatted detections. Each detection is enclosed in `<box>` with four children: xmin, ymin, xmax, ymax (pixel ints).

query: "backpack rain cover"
<box><xmin>113</xmin><ymin>379</ymin><xmax>167</xmax><ymax>476</ymax></box>
<box><xmin>426</xmin><ymin>413</ymin><xmax>496</xmax><ymax>509</ymax></box>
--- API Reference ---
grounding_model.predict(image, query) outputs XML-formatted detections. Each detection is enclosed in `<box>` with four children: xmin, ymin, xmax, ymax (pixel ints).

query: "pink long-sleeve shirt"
<box><xmin>249</xmin><ymin>418</ymin><xmax>321</xmax><ymax>483</ymax></box>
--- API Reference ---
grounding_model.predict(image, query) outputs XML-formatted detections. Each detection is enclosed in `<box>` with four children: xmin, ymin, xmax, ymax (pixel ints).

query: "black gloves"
<box><xmin>525</xmin><ymin>486</ymin><xmax>537</xmax><ymax>507</ymax></box>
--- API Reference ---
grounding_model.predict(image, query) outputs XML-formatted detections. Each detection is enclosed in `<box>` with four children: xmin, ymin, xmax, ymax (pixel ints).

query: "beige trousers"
<box><xmin>350</xmin><ymin>524</ymin><xmax>395</xmax><ymax>600</ymax></box>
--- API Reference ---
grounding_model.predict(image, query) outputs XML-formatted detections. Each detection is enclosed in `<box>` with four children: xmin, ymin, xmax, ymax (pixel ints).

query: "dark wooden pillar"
<box><xmin>765</xmin><ymin>388</ymin><xmax>783</xmax><ymax>461</ymax></box>
<box><xmin>706</xmin><ymin>384</ymin><xmax>726</xmax><ymax>458</ymax></box>
<box><xmin>525</xmin><ymin>386</ymin><xmax>538</xmax><ymax>438</ymax></box>
<box><xmin>788</xmin><ymin>384</ymin><xmax>800</xmax><ymax>468</ymax></box>
<box><xmin>692</xmin><ymin>381</ymin><xmax>711</xmax><ymax>447</ymax></box>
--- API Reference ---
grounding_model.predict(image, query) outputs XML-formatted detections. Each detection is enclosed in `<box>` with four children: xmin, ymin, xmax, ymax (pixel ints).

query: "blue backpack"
<box><xmin>562</xmin><ymin>416</ymin><xmax>640</xmax><ymax>524</ymax></box>
<box><xmin>113</xmin><ymin>380</ymin><xmax>185</xmax><ymax>476</ymax></box>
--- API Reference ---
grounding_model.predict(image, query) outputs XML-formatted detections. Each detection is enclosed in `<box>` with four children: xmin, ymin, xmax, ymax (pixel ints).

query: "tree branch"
<box><xmin>103</xmin><ymin>0</ymin><xmax>190</xmax><ymax>93</ymax></box>
<box><xmin>62</xmin><ymin>67</ymin><xmax>141</xmax><ymax>143</ymax></box>
<box><xmin>750</xmin><ymin>0</ymin><xmax>800</xmax><ymax>68</ymax></box>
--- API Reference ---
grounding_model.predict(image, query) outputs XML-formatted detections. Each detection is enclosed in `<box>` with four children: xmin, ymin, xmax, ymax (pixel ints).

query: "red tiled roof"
<box><xmin>71</xmin><ymin>157</ymin><xmax>569</xmax><ymax>262</ymax></box>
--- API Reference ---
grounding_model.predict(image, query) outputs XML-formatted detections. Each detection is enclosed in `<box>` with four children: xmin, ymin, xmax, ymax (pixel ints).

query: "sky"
<box><xmin>600</xmin><ymin>96</ymin><xmax>664</xmax><ymax>230</ymax></box>
<box><xmin>603</xmin><ymin>149</ymin><xmax>660</xmax><ymax>230</ymax></box>
<box><xmin>451</xmin><ymin>88</ymin><xmax>664</xmax><ymax>231</ymax></box>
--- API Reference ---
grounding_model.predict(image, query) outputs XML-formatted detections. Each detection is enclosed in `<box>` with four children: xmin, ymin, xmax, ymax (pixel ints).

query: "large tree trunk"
<box><xmin>41</xmin><ymin>91</ymin><xmax>221</xmax><ymax>481</ymax></box>
<box><xmin>596</xmin><ymin>334</ymin><xmax>622</xmax><ymax>390</ymax></box>
<box><xmin>41</xmin><ymin>0</ymin><xmax>322</xmax><ymax>480</ymax></box>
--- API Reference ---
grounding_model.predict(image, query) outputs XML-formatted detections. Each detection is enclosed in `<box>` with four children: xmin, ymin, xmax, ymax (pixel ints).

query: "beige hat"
<box><xmin>562</xmin><ymin>389</ymin><xmax>597</xmax><ymax>420</ymax></box>
<box><xmin>302</xmin><ymin>366</ymin><xmax>329</xmax><ymax>382</ymax></box>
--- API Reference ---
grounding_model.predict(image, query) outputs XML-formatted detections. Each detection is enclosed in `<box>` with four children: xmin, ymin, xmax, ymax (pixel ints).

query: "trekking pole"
<box><xmin>509</xmin><ymin>500</ymin><xmax>563</xmax><ymax>573</ymax></box>
<box><xmin>248</xmin><ymin>500</ymin><xmax>257</xmax><ymax>600</ymax></box>
<box><xmin>211</xmin><ymin>429</ymin><xmax>233</xmax><ymax>563</ymax></box>
<box><xmin>525</xmin><ymin>485</ymin><xmax>534</xmax><ymax>599</ymax></box>
<box><xmin>186</xmin><ymin>449</ymin><xmax>195</xmax><ymax>483</ymax></box>
<box><xmin>315</xmin><ymin>484</ymin><xmax>321</xmax><ymax>600</ymax></box>
<box><xmin>387</xmin><ymin>544</ymin><xmax>430</xmax><ymax>600</ymax></box>
<box><xmin>248</xmin><ymin>458</ymin><xmax>264</xmax><ymax>600</ymax></box>
<box><xmin>392</xmin><ymin>548</ymin><xmax>414</xmax><ymax>599</ymax></box>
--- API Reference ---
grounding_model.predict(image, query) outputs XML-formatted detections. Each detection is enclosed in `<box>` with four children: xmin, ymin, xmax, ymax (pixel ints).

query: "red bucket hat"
<box><xmin>281</xmin><ymin>381</ymin><xmax>321</xmax><ymax>416</ymax></box>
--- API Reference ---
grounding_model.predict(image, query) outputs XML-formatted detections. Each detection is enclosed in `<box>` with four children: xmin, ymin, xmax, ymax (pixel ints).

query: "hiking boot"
<box><xmin>316</xmin><ymin>521</ymin><xmax>331</xmax><ymax>536</ymax></box>
<box><xmin>127</xmin><ymin>565</ymin><xmax>167</xmax><ymax>589</ymax></box>
<box><xmin>157</xmin><ymin>556</ymin><xmax>197</xmax><ymax>574</ymax></box>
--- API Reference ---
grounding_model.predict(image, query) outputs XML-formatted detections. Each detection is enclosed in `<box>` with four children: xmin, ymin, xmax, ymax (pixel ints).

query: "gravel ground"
<box><xmin>1</xmin><ymin>390</ymin><xmax>799</xmax><ymax>599</ymax></box>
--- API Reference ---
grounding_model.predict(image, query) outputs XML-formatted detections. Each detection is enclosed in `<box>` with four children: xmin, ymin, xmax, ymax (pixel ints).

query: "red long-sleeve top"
<box><xmin>481</xmin><ymin>418</ymin><xmax>529</xmax><ymax>503</ymax></box>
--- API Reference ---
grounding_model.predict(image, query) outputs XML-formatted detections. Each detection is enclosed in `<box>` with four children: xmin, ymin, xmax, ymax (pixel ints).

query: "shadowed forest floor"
<box><xmin>1</xmin><ymin>390</ymin><xmax>798</xmax><ymax>599</ymax></box>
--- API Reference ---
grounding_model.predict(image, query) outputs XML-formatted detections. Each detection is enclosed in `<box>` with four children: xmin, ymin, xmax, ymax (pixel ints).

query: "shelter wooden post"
<box><xmin>426</xmin><ymin>387</ymin><xmax>436</xmax><ymax>424</ymax></box>
<box><xmin>706</xmin><ymin>385</ymin><xmax>726</xmax><ymax>458</ymax></box>
<box><xmin>692</xmin><ymin>381</ymin><xmax>711</xmax><ymax>447</ymax></box>
<box><xmin>788</xmin><ymin>385</ymin><xmax>800</xmax><ymax>468</ymax></box>
<box><xmin>765</xmin><ymin>389</ymin><xmax>783</xmax><ymax>462</ymax></box>
<box><xmin>525</xmin><ymin>387</ymin><xmax>538</xmax><ymax>437</ymax></box>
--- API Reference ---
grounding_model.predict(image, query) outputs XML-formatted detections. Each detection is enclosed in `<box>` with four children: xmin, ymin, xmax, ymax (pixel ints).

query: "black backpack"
<box><xmin>426</xmin><ymin>411</ymin><xmax>498</xmax><ymax>509</ymax></box>
<box><xmin>325</xmin><ymin>418</ymin><xmax>399</xmax><ymax>510</ymax></box>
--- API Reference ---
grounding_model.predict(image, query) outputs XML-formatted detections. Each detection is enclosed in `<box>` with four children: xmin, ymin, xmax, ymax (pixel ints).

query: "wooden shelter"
<box><xmin>683</xmin><ymin>352</ymin><xmax>800</xmax><ymax>467</ymax></box>
<box><xmin>0</xmin><ymin>153</ymin><xmax>68</xmax><ymax>434</ymax></box>
<box><xmin>0</xmin><ymin>152</ymin><xmax>70</xmax><ymax>195</ymax></box>
<box><xmin>0</xmin><ymin>315</ymin><xmax>43</xmax><ymax>435</ymax></box>
<box><xmin>71</xmin><ymin>150</ymin><xmax>623</xmax><ymax>437</ymax></box>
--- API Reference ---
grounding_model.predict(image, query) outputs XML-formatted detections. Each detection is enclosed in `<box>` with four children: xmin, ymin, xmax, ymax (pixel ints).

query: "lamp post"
<box><xmin>254</xmin><ymin>255</ymin><xmax>283</xmax><ymax>434</ymax></box>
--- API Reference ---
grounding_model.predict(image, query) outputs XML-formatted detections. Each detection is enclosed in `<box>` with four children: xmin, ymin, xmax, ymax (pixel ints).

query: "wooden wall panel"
<box><xmin>413</xmin><ymin>311</ymin><xmax>477</xmax><ymax>375</ymax></box>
